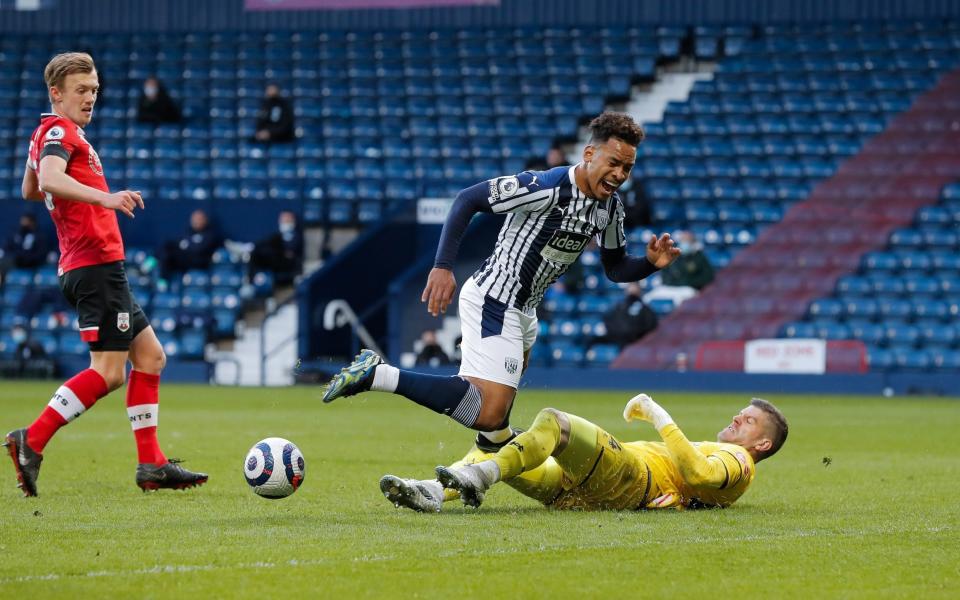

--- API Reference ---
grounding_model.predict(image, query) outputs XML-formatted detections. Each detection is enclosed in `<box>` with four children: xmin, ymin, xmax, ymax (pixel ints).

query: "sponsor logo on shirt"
<box><xmin>541</xmin><ymin>230</ymin><xmax>590</xmax><ymax>264</ymax></box>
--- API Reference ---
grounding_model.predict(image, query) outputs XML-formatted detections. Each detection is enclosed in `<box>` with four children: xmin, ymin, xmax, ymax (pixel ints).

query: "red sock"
<box><xmin>26</xmin><ymin>369</ymin><xmax>109</xmax><ymax>453</ymax></box>
<box><xmin>126</xmin><ymin>370</ymin><xmax>167</xmax><ymax>466</ymax></box>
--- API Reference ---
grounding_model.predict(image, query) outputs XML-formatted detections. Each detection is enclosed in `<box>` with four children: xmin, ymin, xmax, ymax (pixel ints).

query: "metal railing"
<box><xmin>259</xmin><ymin>293</ymin><xmax>301</xmax><ymax>387</ymax></box>
<box><xmin>322</xmin><ymin>299</ymin><xmax>385</xmax><ymax>359</ymax></box>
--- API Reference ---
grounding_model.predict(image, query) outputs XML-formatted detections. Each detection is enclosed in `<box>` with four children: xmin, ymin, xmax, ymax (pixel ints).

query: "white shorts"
<box><xmin>457</xmin><ymin>277</ymin><xmax>538</xmax><ymax>389</ymax></box>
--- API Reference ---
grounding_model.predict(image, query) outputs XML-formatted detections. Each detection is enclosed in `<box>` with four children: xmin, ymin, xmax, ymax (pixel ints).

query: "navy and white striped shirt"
<box><xmin>472</xmin><ymin>165</ymin><xmax>626</xmax><ymax>313</ymax></box>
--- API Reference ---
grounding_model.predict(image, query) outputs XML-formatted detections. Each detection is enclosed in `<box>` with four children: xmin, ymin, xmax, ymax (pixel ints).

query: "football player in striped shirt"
<box><xmin>381</xmin><ymin>395</ymin><xmax>788</xmax><ymax>513</ymax></box>
<box><xmin>323</xmin><ymin>112</ymin><xmax>680</xmax><ymax>451</ymax></box>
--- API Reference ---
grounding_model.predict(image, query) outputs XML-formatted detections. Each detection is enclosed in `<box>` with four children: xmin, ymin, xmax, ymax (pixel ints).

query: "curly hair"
<box><xmin>588</xmin><ymin>111</ymin><xmax>645</xmax><ymax>147</ymax></box>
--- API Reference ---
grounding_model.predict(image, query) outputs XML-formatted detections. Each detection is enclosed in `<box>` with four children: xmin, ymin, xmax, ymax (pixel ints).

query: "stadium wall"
<box><xmin>398</xmin><ymin>365</ymin><xmax>960</xmax><ymax>396</ymax></box>
<box><xmin>1</xmin><ymin>0</ymin><xmax>959</xmax><ymax>33</ymax></box>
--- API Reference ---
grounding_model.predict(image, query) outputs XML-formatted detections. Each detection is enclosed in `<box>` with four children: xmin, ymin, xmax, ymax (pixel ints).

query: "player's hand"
<box><xmin>645</xmin><ymin>233</ymin><xmax>681</xmax><ymax>269</ymax></box>
<box><xmin>623</xmin><ymin>393</ymin><xmax>675</xmax><ymax>431</ymax></box>
<box><xmin>646</xmin><ymin>493</ymin><xmax>682</xmax><ymax>509</ymax></box>
<box><xmin>100</xmin><ymin>190</ymin><xmax>144</xmax><ymax>218</ymax></box>
<box><xmin>422</xmin><ymin>267</ymin><xmax>457</xmax><ymax>317</ymax></box>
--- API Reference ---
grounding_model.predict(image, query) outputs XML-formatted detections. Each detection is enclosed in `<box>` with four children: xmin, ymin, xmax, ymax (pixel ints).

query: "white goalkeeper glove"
<box><xmin>622</xmin><ymin>393</ymin><xmax>675</xmax><ymax>432</ymax></box>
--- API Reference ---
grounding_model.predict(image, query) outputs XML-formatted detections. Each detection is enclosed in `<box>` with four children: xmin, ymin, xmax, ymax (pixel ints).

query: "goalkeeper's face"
<box><xmin>717</xmin><ymin>404</ymin><xmax>772</xmax><ymax>450</ymax></box>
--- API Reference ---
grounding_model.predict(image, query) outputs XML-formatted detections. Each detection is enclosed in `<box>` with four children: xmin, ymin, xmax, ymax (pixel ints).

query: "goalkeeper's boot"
<box><xmin>435</xmin><ymin>464</ymin><xmax>490</xmax><ymax>508</ymax></box>
<box><xmin>322</xmin><ymin>349</ymin><xmax>381</xmax><ymax>403</ymax></box>
<box><xmin>379</xmin><ymin>475</ymin><xmax>443</xmax><ymax>513</ymax></box>
<box><xmin>4</xmin><ymin>428</ymin><xmax>42</xmax><ymax>497</ymax></box>
<box><xmin>136</xmin><ymin>459</ymin><xmax>208</xmax><ymax>491</ymax></box>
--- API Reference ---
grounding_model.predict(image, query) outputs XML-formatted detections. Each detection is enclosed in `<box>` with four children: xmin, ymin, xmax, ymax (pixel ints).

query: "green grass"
<box><xmin>1</xmin><ymin>382</ymin><xmax>958</xmax><ymax>598</ymax></box>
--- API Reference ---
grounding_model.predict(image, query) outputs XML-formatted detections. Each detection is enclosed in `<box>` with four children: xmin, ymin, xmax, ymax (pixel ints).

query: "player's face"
<box><xmin>52</xmin><ymin>70</ymin><xmax>99</xmax><ymax>127</ymax></box>
<box><xmin>717</xmin><ymin>405</ymin><xmax>771</xmax><ymax>450</ymax></box>
<box><xmin>582</xmin><ymin>137</ymin><xmax>636</xmax><ymax>200</ymax></box>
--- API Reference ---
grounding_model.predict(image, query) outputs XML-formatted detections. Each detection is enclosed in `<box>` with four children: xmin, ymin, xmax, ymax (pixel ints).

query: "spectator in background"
<box><xmin>416</xmin><ymin>330</ymin><xmax>451</xmax><ymax>367</ymax></box>
<box><xmin>0</xmin><ymin>213</ymin><xmax>48</xmax><ymax>285</ymax></box>
<box><xmin>160</xmin><ymin>209</ymin><xmax>222</xmax><ymax>277</ymax></box>
<box><xmin>136</xmin><ymin>77</ymin><xmax>181</xmax><ymax>124</ymax></box>
<box><xmin>249</xmin><ymin>211</ymin><xmax>303</xmax><ymax>286</ymax></box>
<box><xmin>0</xmin><ymin>324</ymin><xmax>55</xmax><ymax>379</ymax></box>
<box><xmin>525</xmin><ymin>144</ymin><xmax>568</xmax><ymax>171</ymax></box>
<box><xmin>601</xmin><ymin>282</ymin><xmax>659</xmax><ymax>348</ymax></box>
<box><xmin>546</xmin><ymin>146</ymin><xmax>566</xmax><ymax>168</ymax></box>
<box><xmin>254</xmin><ymin>84</ymin><xmax>295</xmax><ymax>143</ymax></box>
<box><xmin>660</xmin><ymin>230</ymin><xmax>714</xmax><ymax>290</ymax></box>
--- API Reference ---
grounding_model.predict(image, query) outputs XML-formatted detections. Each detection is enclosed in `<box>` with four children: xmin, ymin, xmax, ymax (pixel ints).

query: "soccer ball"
<box><xmin>243</xmin><ymin>437</ymin><xmax>305</xmax><ymax>499</ymax></box>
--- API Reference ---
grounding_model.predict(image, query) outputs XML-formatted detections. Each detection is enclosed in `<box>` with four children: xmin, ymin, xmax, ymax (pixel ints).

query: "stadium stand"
<box><xmin>614</xmin><ymin>22</ymin><xmax>960</xmax><ymax>371</ymax></box>
<box><xmin>2</xmin><ymin>20</ymin><xmax>959</xmax><ymax>375</ymax></box>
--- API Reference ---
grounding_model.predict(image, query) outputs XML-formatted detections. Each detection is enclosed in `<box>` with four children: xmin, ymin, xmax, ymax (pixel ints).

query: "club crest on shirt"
<box><xmin>735</xmin><ymin>451</ymin><xmax>750</xmax><ymax>476</ymax></box>
<box><xmin>88</xmin><ymin>147</ymin><xmax>103</xmax><ymax>175</ymax></box>
<box><xmin>595</xmin><ymin>208</ymin><xmax>609</xmax><ymax>230</ymax></box>
<box><xmin>504</xmin><ymin>357</ymin><xmax>519</xmax><ymax>374</ymax></box>
<box><xmin>117</xmin><ymin>312</ymin><xmax>130</xmax><ymax>332</ymax></box>
<box><xmin>45</xmin><ymin>126</ymin><xmax>65</xmax><ymax>140</ymax></box>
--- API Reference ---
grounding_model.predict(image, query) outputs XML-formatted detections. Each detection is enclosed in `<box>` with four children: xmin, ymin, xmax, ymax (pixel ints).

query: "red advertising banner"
<box><xmin>245</xmin><ymin>0</ymin><xmax>498</xmax><ymax>10</ymax></box>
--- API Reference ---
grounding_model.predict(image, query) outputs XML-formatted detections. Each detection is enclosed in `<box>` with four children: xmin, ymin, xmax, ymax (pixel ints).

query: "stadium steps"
<box><xmin>213</xmin><ymin>299</ymin><xmax>298</xmax><ymax>386</ymax></box>
<box><xmin>614</xmin><ymin>67</ymin><xmax>960</xmax><ymax>370</ymax></box>
<box><xmin>626</xmin><ymin>70</ymin><xmax>716</xmax><ymax>129</ymax></box>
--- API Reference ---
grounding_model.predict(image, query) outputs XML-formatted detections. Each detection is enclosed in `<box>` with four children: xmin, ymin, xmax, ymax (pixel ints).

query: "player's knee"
<box><xmin>537</xmin><ymin>408</ymin><xmax>563</xmax><ymax>426</ymax></box>
<box><xmin>132</xmin><ymin>343</ymin><xmax>166</xmax><ymax>374</ymax></box>
<box><xmin>101</xmin><ymin>368</ymin><xmax>126</xmax><ymax>392</ymax></box>
<box><xmin>536</xmin><ymin>408</ymin><xmax>570</xmax><ymax>440</ymax></box>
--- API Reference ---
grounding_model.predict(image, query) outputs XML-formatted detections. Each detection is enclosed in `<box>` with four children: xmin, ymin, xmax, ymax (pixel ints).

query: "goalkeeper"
<box><xmin>380</xmin><ymin>394</ymin><xmax>787</xmax><ymax>511</ymax></box>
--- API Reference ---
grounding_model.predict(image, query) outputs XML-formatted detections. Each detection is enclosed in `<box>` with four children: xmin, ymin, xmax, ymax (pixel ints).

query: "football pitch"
<box><xmin>1</xmin><ymin>382</ymin><xmax>958</xmax><ymax>598</ymax></box>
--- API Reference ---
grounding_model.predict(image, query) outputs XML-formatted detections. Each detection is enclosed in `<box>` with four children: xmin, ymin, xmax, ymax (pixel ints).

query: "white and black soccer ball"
<box><xmin>243</xmin><ymin>437</ymin><xmax>305</xmax><ymax>499</ymax></box>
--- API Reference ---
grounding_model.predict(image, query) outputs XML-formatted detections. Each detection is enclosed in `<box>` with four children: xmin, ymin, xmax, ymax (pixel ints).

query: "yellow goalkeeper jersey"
<box><xmin>624</xmin><ymin>424</ymin><xmax>756</xmax><ymax>509</ymax></box>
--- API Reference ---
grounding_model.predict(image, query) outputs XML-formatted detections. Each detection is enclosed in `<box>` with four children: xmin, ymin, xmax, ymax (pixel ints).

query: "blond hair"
<box><xmin>44</xmin><ymin>52</ymin><xmax>96</xmax><ymax>99</ymax></box>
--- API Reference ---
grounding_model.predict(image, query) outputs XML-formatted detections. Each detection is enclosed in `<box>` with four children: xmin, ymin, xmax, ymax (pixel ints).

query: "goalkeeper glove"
<box><xmin>622</xmin><ymin>393</ymin><xmax>675</xmax><ymax>432</ymax></box>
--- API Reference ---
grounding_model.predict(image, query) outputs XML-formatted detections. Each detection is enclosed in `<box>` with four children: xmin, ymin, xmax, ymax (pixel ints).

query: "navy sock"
<box><xmin>395</xmin><ymin>371</ymin><xmax>481</xmax><ymax>427</ymax></box>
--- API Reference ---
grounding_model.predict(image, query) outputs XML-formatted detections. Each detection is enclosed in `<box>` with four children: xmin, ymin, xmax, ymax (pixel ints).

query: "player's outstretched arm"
<box><xmin>645</xmin><ymin>233</ymin><xmax>681</xmax><ymax>269</ymax></box>
<box><xmin>623</xmin><ymin>393</ymin><xmax>728</xmax><ymax>488</ymax></box>
<box><xmin>21</xmin><ymin>165</ymin><xmax>43</xmax><ymax>201</ymax></box>
<box><xmin>599</xmin><ymin>233</ymin><xmax>680</xmax><ymax>283</ymax></box>
<box><xmin>38</xmin><ymin>155</ymin><xmax>143</xmax><ymax>218</ymax></box>
<box><xmin>423</xmin><ymin>181</ymin><xmax>492</xmax><ymax>316</ymax></box>
<box><xmin>422</xmin><ymin>267</ymin><xmax>457</xmax><ymax>317</ymax></box>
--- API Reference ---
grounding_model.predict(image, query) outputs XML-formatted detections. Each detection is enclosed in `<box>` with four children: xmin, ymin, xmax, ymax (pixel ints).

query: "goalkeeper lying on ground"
<box><xmin>380</xmin><ymin>394</ymin><xmax>788</xmax><ymax>511</ymax></box>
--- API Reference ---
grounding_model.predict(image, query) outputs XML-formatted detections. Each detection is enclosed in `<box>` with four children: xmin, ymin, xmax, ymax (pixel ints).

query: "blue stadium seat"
<box><xmin>551</xmin><ymin>342</ymin><xmax>585</xmax><ymax>367</ymax></box>
<box><xmin>781</xmin><ymin>321</ymin><xmax>817</xmax><ymax>338</ymax></box>
<box><xmin>892</xmin><ymin>348</ymin><xmax>931</xmax><ymax>371</ymax></box>
<box><xmin>586</xmin><ymin>344</ymin><xmax>619</xmax><ymax>366</ymax></box>
<box><xmin>178</xmin><ymin>329</ymin><xmax>207</xmax><ymax>359</ymax></box>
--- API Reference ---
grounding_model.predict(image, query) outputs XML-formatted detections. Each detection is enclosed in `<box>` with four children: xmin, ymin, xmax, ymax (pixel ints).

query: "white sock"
<box><xmin>479</xmin><ymin>427</ymin><xmax>512</xmax><ymax>444</ymax></box>
<box><xmin>371</xmin><ymin>365</ymin><xmax>400</xmax><ymax>392</ymax></box>
<box><xmin>471</xmin><ymin>460</ymin><xmax>502</xmax><ymax>486</ymax></box>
